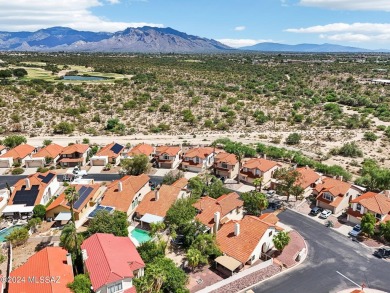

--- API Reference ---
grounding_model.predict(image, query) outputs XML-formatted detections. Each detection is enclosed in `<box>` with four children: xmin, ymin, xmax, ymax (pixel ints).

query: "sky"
<box><xmin>1</xmin><ymin>0</ymin><xmax>390</xmax><ymax>49</ymax></box>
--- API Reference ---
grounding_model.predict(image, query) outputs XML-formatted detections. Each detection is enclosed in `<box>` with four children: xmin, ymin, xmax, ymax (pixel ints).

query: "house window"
<box><xmin>108</xmin><ymin>282</ymin><xmax>123</xmax><ymax>293</ymax></box>
<box><xmin>322</xmin><ymin>193</ymin><xmax>333</xmax><ymax>201</ymax></box>
<box><xmin>375</xmin><ymin>213</ymin><xmax>382</xmax><ymax>220</ymax></box>
<box><xmin>163</xmin><ymin>155</ymin><xmax>169</xmax><ymax>160</ymax></box>
<box><xmin>251</xmin><ymin>255</ymin><xmax>256</xmax><ymax>261</ymax></box>
<box><xmin>256</xmin><ymin>169</ymin><xmax>261</xmax><ymax>175</ymax></box>
<box><xmin>356</xmin><ymin>203</ymin><xmax>362</xmax><ymax>211</ymax></box>
<box><xmin>221</xmin><ymin>163</ymin><xmax>228</xmax><ymax>169</ymax></box>
<box><xmin>243</xmin><ymin>167</ymin><xmax>247</xmax><ymax>172</ymax></box>
<box><xmin>269</xmin><ymin>231</ymin><xmax>272</xmax><ymax>237</ymax></box>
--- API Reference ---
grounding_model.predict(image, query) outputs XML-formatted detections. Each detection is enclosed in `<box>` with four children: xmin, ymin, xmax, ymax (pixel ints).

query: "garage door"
<box><xmin>92</xmin><ymin>159</ymin><xmax>106</xmax><ymax>166</ymax></box>
<box><xmin>0</xmin><ymin>160</ymin><xmax>11</xmax><ymax>168</ymax></box>
<box><xmin>26</xmin><ymin>160</ymin><xmax>44</xmax><ymax>168</ymax></box>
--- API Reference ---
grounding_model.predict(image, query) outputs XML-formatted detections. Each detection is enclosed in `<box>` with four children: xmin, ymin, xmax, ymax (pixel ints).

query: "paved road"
<box><xmin>0</xmin><ymin>174</ymin><xmax>164</xmax><ymax>190</ymax></box>
<box><xmin>253</xmin><ymin>210</ymin><xmax>390</xmax><ymax>293</ymax></box>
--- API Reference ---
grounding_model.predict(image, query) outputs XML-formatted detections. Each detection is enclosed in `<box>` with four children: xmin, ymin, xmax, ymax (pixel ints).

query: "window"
<box><xmin>376</xmin><ymin>213</ymin><xmax>382</xmax><ymax>220</ymax></box>
<box><xmin>322</xmin><ymin>192</ymin><xmax>333</xmax><ymax>201</ymax></box>
<box><xmin>163</xmin><ymin>155</ymin><xmax>169</xmax><ymax>160</ymax></box>
<box><xmin>356</xmin><ymin>203</ymin><xmax>362</xmax><ymax>211</ymax></box>
<box><xmin>256</xmin><ymin>169</ymin><xmax>261</xmax><ymax>175</ymax></box>
<box><xmin>243</xmin><ymin>167</ymin><xmax>247</xmax><ymax>172</ymax></box>
<box><xmin>108</xmin><ymin>282</ymin><xmax>123</xmax><ymax>293</ymax></box>
<box><xmin>221</xmin><ymin>163</ymin><xmax>228</xmax><ymax>169</ymax></box>
<box><xmin>269</xmin><ymin>231</ymin><xmax>272</xmax><ymax>237</ymax></box>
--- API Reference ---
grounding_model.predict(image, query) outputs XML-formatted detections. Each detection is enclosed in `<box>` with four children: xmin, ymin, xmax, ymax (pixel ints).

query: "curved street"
<box><xmin>253</xmin><ymin>210</ymin><xmax>390</xmax><ymax>293</ymax></box>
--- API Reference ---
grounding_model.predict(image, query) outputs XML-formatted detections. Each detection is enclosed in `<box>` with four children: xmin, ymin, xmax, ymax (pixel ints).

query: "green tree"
<box><xmin>149</xmin><ymin>222</ymin><xmax>166</xmax><ymax>238</ymax></box>
<box><xmin>379</xmin><ymin>221</ymin><xmax>390</xmax><ymax>242</ymax></box>
<box><xmin>12</xmin><ymin>68</ymin><xmax>28</xmax><ymax>78</ymax></box>
<box><xmin>0</xmin><ymin>69</ymin><xmax>12</xmax><ymax>79</ymax></box>
<box><xmin>6</xmin><ymin>227</ymin><xmax>29</xmax><ymax>246</ymax></box>
<box><xmin>223</xmin><ymin>141</ymin><xmax>256</xmax><ymax>183</ymax></box>
<box><xmin>165</xmin><ymin>198</ymin><xmax>197</xmax><ymax>230</ymax></box>
<box><xmin>137</xmin><ymin>240</ymin><xmax>167</xmax><ymax>264</ymax></box>
<box><xmin>121</xmin><ymin>154</ymin><xmax>150</xmax><ymax>175</ymax></box>
<box><xmin>60</xmin><ymin>223</ymin><xmax>83</xmax><ymax>253</ymax></box>
<box><xmin>332</xmin><ymin>142</ymin><xmax>363</xmax><ymax>158</ymax></box>
<box><xmin>26</xmin><ymin>217</ymin><xmax>42</xmax><ymax>233</ymax></box>
<box><xmin>162</xmin><ymin>170</ymin><xmax>184</xmax><ymax>185</ymax></box>
<box><xmin>274</xmin><ymin>168</ymin><xmax>303</xmax><ymax>202</ymax></box>
<box><xmin>363</xmin><ymin>132</ymin><xmax>378</xmax><ymax>141</ymax></box>
<box><xmin>87</xmin><ymin>210</ymin><xmax>129</xmax><ymax>237</ymax></box>
<box><xmin>186</xmin><ymin>248</ymin><xmax>207</xmax><ymax>271</ymax></box>
<box><xmin>285</xmin><ymin>133</ymin><xmax>301</xmax><ymax>145</ymax></box>
<box><xmin>190</xmin><ymin>233</ymin><xmax>221</xmax><ymax>260</ymax></box>
<box><xmin>253</xmin><ymin>178</ymin><xmax>263</xmax><ymax>192</ymax></box>
<box><xmin>355</xmin><ymin>159</ymin><xmax>390</xmax><ymax>191</ymax></box>
<box><xmin>3</xmin><ymin>135</ymin><xmax>27</xmax><ymax>148</ymax></box>
<box><xmin>54</xmin><ymin>122</ymin><xmax>75</xmax><ymax>134</ymax></box>
<box><xmin>67</xmin><ymin>274</ymin><xmax>91</xmax><ymax>293</ymax></box>
<box><xmin>33</xmin><ymin>204</ymin><xmax>46</xmax><ymax>219</ymax></box>
<box><xmin>273</xmin><ymin>231</ymin><xmax>290</xmax><ymax>251</ymax></box>
<box><xmin>43</xmin><ymin>139</ymin><xmax>52</xmax><ymax>146</ymax></box>
<box><xmin>241</xmin><ymin>191</ymin><xmax>268</xmax><ymax>216</ymax></box>
<box><xmin>361</xmin><ymin>213</ymin><xmax>376</xmax><ymax>237</ymax></box>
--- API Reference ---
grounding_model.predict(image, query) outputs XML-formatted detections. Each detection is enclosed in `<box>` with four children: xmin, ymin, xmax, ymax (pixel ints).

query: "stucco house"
<box><xmin>90</xmin><ymin>142</ymin><xmax>124</xmax><ymax>166</ymax></box>
<box><xmin>181</xmin><ymin>147</ymin><xmax>216</xmax><ymax>173</ymax></box>
<box><xmin>25</xmin><ymin>143</ymin><xmax>64</xmax><ymax>168</ymax></box>
<box><xmin>193</xmin><ymin>192</ymin><xmax>244</xmax><ymax>234</ymax></box>
<box><xmin>100</xmin><ymin>174</ymin><xmax>151</xmax><ymax>217</ymax></box>
<box><xmin>0</xmin><ymin>144</ymin><xmax>36</xmax><ymax>168</ymax></box>
<box><xmin>213</xmin><ymin>152</ymin><xmax>239</xmax><ymax>180</ymax></box>
<box><xmin>314</xmin><ymin>177</ymin><xmax>364</xmax><ymax>215</ymax></box>
<box><xmin>125</xmin><ymin>143</ymin><xmax>155</xmax><ymax>160</ymax></box>
<box><xmin>239</xmin><ymin>157</ymin><xmax>281</xmax><ymax>187</ymax></box>
<box><xmin>155</xmin><ymin>145</ymin><xmax>182</xmax><ymax>169</ymax></box>
<box><xmin>58</xmin><ymin>144</ymin><xmax>90</xmax><ymax>167</ymax></box>
<box><xmin>347</xmin><ymin>191</ymin><xmax>390</xmax><ymax>224</ymax></box>
<box><xmin>294</xmin><ymin>166</ymin><xmax>322</xmax><ymax>197</ymax></box>
<box><xmin>81</xmin><ymin>233</ymin><xmax>145</xmax><ymax>293</ymax></box>
<box><xmin>0</xmin><ymin>145</ymin><xmax>7</xmax><ymax>156</ymax></box>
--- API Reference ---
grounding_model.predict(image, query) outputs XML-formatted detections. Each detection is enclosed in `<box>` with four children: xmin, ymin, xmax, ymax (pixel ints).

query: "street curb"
<box><xmin>237</xmin><ymin>231</ymin><xmax>309</xmax><ymax>293</ymax></box>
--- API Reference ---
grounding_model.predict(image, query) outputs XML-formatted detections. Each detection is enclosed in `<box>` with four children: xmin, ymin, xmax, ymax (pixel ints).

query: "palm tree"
<box><xmin>253</xmin><ymin>178</ymin><xmax>263</xmax><ymax>192</ymax></box>
<box><xmin>65</xmin><ymin>186</ymin><xmax>79</xmax><ymax>226</ymax></box>
<box><xmin>60</xmin><ymin>223</ymin><xmax>82</xmax><ymax>252</ymax></box>
<box><xmin>257</xmin><ymin>192</ymin><xmax>268</xmax><ymax>215</ymax></box>
<box><xmin>186</xmin><ymin>248</ymin><xmax>207</xmax><ymax>272</ymax></box>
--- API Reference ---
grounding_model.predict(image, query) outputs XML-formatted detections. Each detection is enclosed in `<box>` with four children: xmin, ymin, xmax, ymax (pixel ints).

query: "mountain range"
<box><xmin>0</xmin><ymin>26</ymin><xmax>388</xmax><ymax>53</ymax></box>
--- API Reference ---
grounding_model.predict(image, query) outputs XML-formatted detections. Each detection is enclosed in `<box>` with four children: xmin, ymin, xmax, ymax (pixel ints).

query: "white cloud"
<box><xmin>107</xmin><ymin>0</ymin><xmax>120</xmax><ymax>4</ymax></box>
<box><xmin>299</xmin><ymin>0</ymin><xmax>390</xmax><ymax>11</ymax></box>
<box><xmin>320</xmin><ymin>33</ymin><xmax>390</xmax><ymax>42</ymax></box>
<box><xmin>234</xmin><ymin>26</ymin><xmax>246</xmax><ymax>31</ymax></box>
<box><xmin>217</xmin><ymin>39</ymin><xmax>275</xmax><ymax>48</ymax></box>
<box><xmin>0</xmin><ymin>0</ymin><xmax>163</xmax><ymax>32</ymax></box>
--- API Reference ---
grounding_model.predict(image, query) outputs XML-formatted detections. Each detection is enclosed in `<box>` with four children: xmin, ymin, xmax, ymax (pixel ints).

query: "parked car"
<box><xmin>319</xmin><ymin>209</ymin><xmax>332</xmax><ymax>219</ymax></box>
<box><xmin>267</xmin><ymin>190</ymin><xmax>276</xmax><ymax>196</ymax></box>
<box><xmin>373</xmin><ymin>248</ymin><xmax>390</xmax><ymax>259</ymax></box>
<box><xmin>171</xmin><ymin>235</ymin><xmax>185</xmax><ymax>246</ymax></box>
<box><xmin>268</xmin><ymin>200</ymin><xmax>282</xmax><ymax>210</ymax></box>
<box><xmin>309</xmin><ymin>206</ymin><xmax>323</xmax><ymax>216</ymax></box>
<box><xmin>73</xmin><ymin>166</ymin><xmax>88</xmax><ymax>176</ymax></box>
<box><xmin>348</xmin><ymin>224</ymin><xmax>362</xmax><ymax>237</ymax></box>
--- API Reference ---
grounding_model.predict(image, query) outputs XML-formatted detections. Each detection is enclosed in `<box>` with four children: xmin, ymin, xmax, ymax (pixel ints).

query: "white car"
<box><xmin>72</xmin><ymin>167</ymin><xmax>88</xmax><ymax>176</ymax></box>
<box><xmin>348</xmin><ymin>225</ymin><xmax>362</xmax><ymax>237</ymax></box>
<box><xmin>319</xmin><ymin>209</ymin><xmax>332</xmax><ymax>219</ymax></box>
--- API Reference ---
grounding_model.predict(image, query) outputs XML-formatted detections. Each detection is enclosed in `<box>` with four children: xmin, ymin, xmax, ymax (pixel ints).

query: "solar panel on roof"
<box><xmin>110</xmin><ymin>143</ymin><xmax>123</xmax><ymax>155</ymax></box>
<box><xmin>88</xmin><ymin>205</ymin><xmax>114</xmax><ymax>218</ymax></box>
<box><xmin>72</xmin><ymin>186</ymin><xmax>94</xmax><ymax>210</ymax></box>
<box><xmin>13</xmin><ymin>190</ymin><xmax>39</xmax><ymax>206</ymax></box>
<box><xmin>41</xmin><ymin>173</ymin><xmax>55</xmax><ymax>184</ymax></box>
<box><xmin>38</xmin><ymin>174</ymin><xmax>45</xmax><ymax>180</ymax></box>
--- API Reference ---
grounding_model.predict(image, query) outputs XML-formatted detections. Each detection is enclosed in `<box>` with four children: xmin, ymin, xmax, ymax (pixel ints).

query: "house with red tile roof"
<box><xmin>100</xmin><ymin>174</ymin><xmax>151</xmax><ymax>217</ymax></box>
<box><xmin>239</xmin><ymin>157</ymin><xmax>281</xmax><ymax>187</ymax></box>
<box><xmin>181</xmin><ymin>147</ymin><xmax>217</xmax><ymax>172</ymax></box>
<box><xmin>0</xmin><ymin>145</ymin><xmax>7</xmax><ymax>156</ymax></box>
<box><xmin>90</xmin><ymin>142</ymin><xmax>124</xmax><ymax>166</ymax></box>
<box><xmin>58</xmin><ymin>144</ymin><xmax>90</xmax><ymax>167</ymax></box>
<box><xmin>46</xmin><ymin>183</ymin><xmax>104</xmax><ymax>221</ymax></box>
<box><xmin>193</xmin><ymin>192</ymin><xmax>244</xmax><ymax>234</ymax></box>
<box><xmin>0</xmin><ymin>144</ymin><xmax>36</xmax><ymax>168</ymax></box>
<box><xmin>25</xmin><ymin>143</ymin><xmax>64</xmax><ymax>168</ymax></box>
<box><xmin>295</xmin><ymin>166</ymin><xmax>322</xmax><ymax>197</ymax></box>
<box><xmin>213</xmin><ymin>152</ymin><xmax>239</xmax><ymax>180</ymax></box>
<box><xmin>81</xmin><ymin>233</ymin><xmax>145</xmax><ymax>293</ymax></box>
<box><xmin>5</xmin><ymin>172</ymin><xmax>60</xmax><ymax>216</ymax></box>
<box><xmin>314</xmin><ymin>177</ymin><xmax>364</xmax><ymax>215</ymax></box>
<box><xmin>125</xmin><ymin>143</ymin><xmax>155</xmax><ymax>160</ymax></box>
<box><xmin>155</xmin><ymin>145</ymin><xmax>182</xmax><ymax>169</ymax></box>
<box><xmin>8</xmin><ymin>247</ymin><xmax>74</xmax><ymax>293</ymax></box>
<box><xmin>135</xmin><ymin>178</ymin><xmax>189</xmax><ymax>226</ymax></box>
<box><xmin>347</xmin><ymin>191</ymin><xmax>390</xmax><ymax>224</ymax></box>
<box><xmin>215</xmin><ymin>215</ymin><xmax>278</xmax><ymax>275</ymax></box>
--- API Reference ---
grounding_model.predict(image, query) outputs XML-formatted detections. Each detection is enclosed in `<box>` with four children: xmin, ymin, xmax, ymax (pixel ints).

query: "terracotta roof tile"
<box><xmin>156</xmin><ymin>145</ymin><xmax>181</xmax><ymax>156</ymax></box>
<box><xmin>216</xmin><ymin>216</ymin><xmax>273</xmax><ymax>264</ymax></box>
<box><xmin>61</xmin><ymin>144</ymin><xmax>89</xmax><ymax>155</ymax></box>
<box><xmin>314</xmin><ymin>177</ymin><xmax>351</xmax><ymax>197</ymax></box>
<box><xmin>0</xmin><ymin>145</ymin><xmax>6</xmax><ymax>152</ymax></box>
<box><xmin>128</xmin><ymin>144</ymin><xmax>154</xmax><ymax>157</ymax></box>
<box><xmin>81</xmin><ymin>233</ymin><xmax>144</xmax><ymax>291</ymax></box>
<box><xmin>9</xmin><ymin>247</ymin><xmax>74</xmax><ymax>293</ymax></box>
<box><xmin>295</xmin><ymin>166</ymin><xmax>321</xmax><ymax>189</ymax></box>
<box><xmin>351</xmin><ymin>192</ymin><xmax>390</xmax><ymax>215</ymax></box>
<box><xmin>136</xmin><ymin>178</ymin><xmax>188</xmax><ymax>218</ymax></box>
<box><xmin>242</xmin><ymin>158</ymin><xmax>279</xmax><ymax>172</ymax></box>
<box><xmin>183</xmin><ymin>147</ymin><xmax>214</xmax><ymax>159</ymax></box>
<box><xmin>0</xmin><ymin>144</ymin><xmax>35</xmax><ymax>159</ymax></box>
<box><xmin>33</xmin><ymin>143</ymin><xmax>64</xmax><ymax>158</ymax></box>
<box><xmin>214</xmin><ymin>152</ymin><xmax>238</xmax><ymax>165</ymax></box>
<box><xmin>258</xmin><ymin>213</ymin><xmax>279</xmax><ymax>225</ymax></box>
<box><xmin>193</xmin><ymin>193</ymin><xmax>243</xmax><ymax>228</ymax></box>
<box><xmin>96</xmin><ymin>142</ymin><xmax>124</xmax><ymax>158</ymax></box>
<box><xmin>100</xmin><ymin>174</ymin><xmax>150</xmax><ymax>213</ymax></box>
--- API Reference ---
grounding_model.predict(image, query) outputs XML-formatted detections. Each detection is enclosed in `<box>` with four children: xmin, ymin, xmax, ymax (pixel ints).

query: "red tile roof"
<box><xmin>216</xmin><ymin>216</ymin><xmax>274</xmax><ymax>264</ymax></box>
<box><xmin>96</xmin><ymin>142</ymin><xmax>124</xmax><ymax>158</ymax></box>
<box><xmin>81</xmin><ymin>233</ymin><xmax>144</xmax><ymax>292</ymax></box>
<box><xmin>295</xmin><ymin>166</ymin><xmax>321</xmax><ymax>189</ymax></box>
<box><xmin>193</xmin><ymin>193</ymin><xmax>243</xmax><ymax>228</ymax></box>
<box><xmin>156</xmin><ymin>145</ymin><xmax>181</xmax><ymax>156</ymax></box>
<box><xmin>61</xmin><ymin>144</ymin><xmax>89</xmax><ymax>155</ymax></box>
<box><xmin>0</xmin><ymin>145</ymin><xmax>6</xmax><ymax>152</ymax></box>
<box><xmin>183</xmin><ymin>147</ymin><xmax>214</xmax><ymax>159</ymax></box>
<box><xmin>214</xmin><ymin>152</ymin><xmax>238</xmax><ymax>165</ymax></box>
<box><xmin>33</xmin><ymin>143</ymin><xmax>64</xmax><ymax>159</ymax></box>
<box><xmin>100</xmin><ymin>174</ymin><xmax>150</xmax><ymax>213</ymax></box>
<box><xmin>258</xmin><ymin>213</ymin><xmax>279</xmax><ymax>225</ymax></box>
<box><xmin>9</xmin><ymin>247</ymin><xmax>74</xmax><ymax>293</ymax></box>
<box><xmin>8</xmin><ymin>171</ymin><xmax>57</xmax><ymax>206</ymax></box>
<box><xmin>315</xmin><ymin>177</ymin><xmax>351</xmax><ymax>197</ymax></box>
<box><xmin>128</xmin><ymin>144</ymin><xmax>154</xmax><ymax>157</ymax></box>
<box><xmin>351</xmin><ymin>192</ymin><xmax>390</xmax><ymax>215</ymax></box>
<box><xmin>136</xmin><ymin>178</ymin><xmax>188</xmax><ymax>218</ymax></box>
<box><xmin>242</xmin><ymin>158</ymin><xmax>279</xmax><ymax>172</ymax></box>
<box><xmin>0</xmin><ymin>144</ymin><xmax>35</xmax><ymax>159</ymax></box>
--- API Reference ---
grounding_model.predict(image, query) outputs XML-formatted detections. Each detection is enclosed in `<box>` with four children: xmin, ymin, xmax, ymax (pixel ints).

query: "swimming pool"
<box><xmin>130</xmin><ymin>228</ymin><xmax>151</xmax><ymax>244</ymax></box>
<box><xmin>0</xmin><ymin>225</ymin><xmax>23</xmax><ymax>242</ymax></box>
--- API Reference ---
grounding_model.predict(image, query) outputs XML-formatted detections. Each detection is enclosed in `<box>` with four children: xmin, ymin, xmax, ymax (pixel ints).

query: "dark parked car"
<box><xmin>309</xmin><ymin>206</ymin><xmax>323</xmax><ymax>216</ymax></box>
<box><xmin>269</xmin><ymin>200</ymin><xmax>282</xmax><ymax>210</ymax></box>
<box><xmin>171</xmin><ymin>235</ymin><xmax>185</xmax><ymax>246</ymax></box>
<box><xmin>373</xmin><ymin>248</ymin><xmax>390</xmax><ymax>259</ymax></box>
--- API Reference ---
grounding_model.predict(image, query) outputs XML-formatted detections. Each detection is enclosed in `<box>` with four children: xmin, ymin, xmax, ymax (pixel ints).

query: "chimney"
<box><xmin>155</xmin><ymin>188</ymin><xmax>160</xmax><ymax>201</ymax></box>
<box><xmin>305</xmin><ymin>165</ymin><xmax>309</xmax><ymax>169</ymax></box>
<box><xmin>25</xmin><ymin>178</ymin><xmax>31</xmax><ymax>189</ymax></box>
<box><xmin>82</xmin><ymin>249</ymin><xmax>88</xmax><ymax>261</ymax></box>
<box><xmin>384</xmin><ymin>190</ymin><xmax>390</xmax><ymax>198</ymax></box>
<box><xmin>214</xmin><ymin>212</ymin><xmax>220</xmax><ymax>233</ymax></box>
<box><xmin>66</xmin><ymin>253</ymin><xmax>72</xmax><ymax>266</ymax></box>
<box><xmin>263</xmin><ymin>154</ymin><xmax>267</xmax><ymax>160</ymax></box>
<box><xmin>339</xmin><ymin>176</ymin><xmax>343</xmax><ymax>182</ymax></box>
<box><xmin>118</xmin><ymin>181</ymin><xmax>123</xmax><ymax>192</ymax></box>
<box><xmin>234</xmin><ymin>222</ymin><xmax>240</xmax><ymax>236</ymax></box>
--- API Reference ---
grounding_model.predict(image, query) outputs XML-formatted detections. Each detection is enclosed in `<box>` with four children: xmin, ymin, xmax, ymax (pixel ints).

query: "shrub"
<box><xmin>33</xmin><ymin>204</ymin><xmax>46</xmax><ymax>219</ymax></box>
<box><xmin>363</xmin><ymin>132</ymin><xmax>378</xmax><ymax>141</ymax></box>
<box><xmin>54</xmin><ymin>122</ymin><xmax>75</xmax><ymax>134</ymax></box>
<box><xmin>5</xmin><ymin>227</ymin><xmax>29</xmax><ymax>246</ymax></box>
<box><xmin>285</xmin><ymin>133</ymin><xmax>301</xmax><ymax>145</ymax></box>
<box><xmin>332</xmin><ymin>142</ymin><xmax>363</xmax><ymax>158</ymax></box>
<box><xmin>11</xmin><ymin>168</ymin><xmax>24</xmax><ymax>175</ymax></box>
